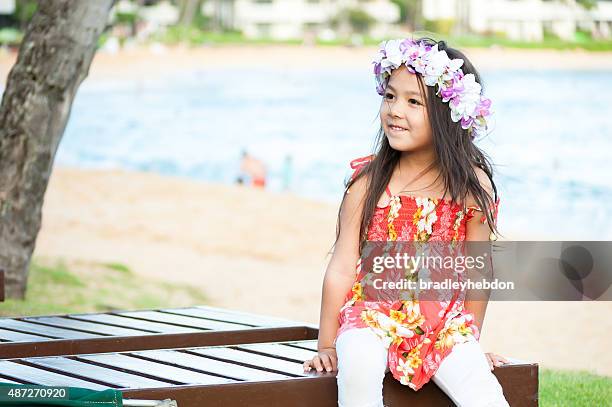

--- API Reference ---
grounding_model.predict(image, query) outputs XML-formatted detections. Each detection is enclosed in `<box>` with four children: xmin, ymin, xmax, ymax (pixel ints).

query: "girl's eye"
<box><xmin>408</xmin><ymin>98</ymin><xmax>421</xmax><ymax>105</ymax></box>
<box><xmin>384</xmin><ymin>93</ymin><xmax>395</xmax><ymax>100</ymax></box>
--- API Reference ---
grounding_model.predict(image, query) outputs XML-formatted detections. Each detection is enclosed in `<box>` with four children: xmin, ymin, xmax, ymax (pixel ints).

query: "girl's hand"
<box><xmin>485</xmin><ymin>352</ymin><xmax>509</xmax><ymax>370</ymax></box>
<box><xmin>303</xmin><ymin>347</ymin><xmax>337</xmax><ymax>373</ymax></box>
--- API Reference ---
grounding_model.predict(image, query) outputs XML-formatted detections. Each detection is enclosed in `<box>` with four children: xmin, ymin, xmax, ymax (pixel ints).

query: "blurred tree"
<box><xmin>0</xmin><ymin>0</ymin><xmax>114</xmax><ymax>299</ymax></box>
<box><xmin>575</xmin><ymin>0</ymin><xmax>597</xmax><ymax>10</ymax></box>
<box><xmin>14</xmin><ymin>0</ymin><xmax>38</xmax><ymax>30</ymax></box>
<box><xmin>178</xmin><ymin>0</ymin><xmax>203</xmax><ymax>27</ymax></box>
<box><xmin>397</xmin><ymin>0</ymin><xmax>423</xmax><ymax>32</ymax></box>
<box><xmin>346</xmin><ymin>8</ymin><xmax>375</xmax><ymax>34</ymax></box>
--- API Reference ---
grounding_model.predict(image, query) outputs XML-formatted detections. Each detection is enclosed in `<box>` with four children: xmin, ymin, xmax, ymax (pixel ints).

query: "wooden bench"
<box><xmin>0</xmin><ymin>338</ymin><xmax>538</xmax><ymax>406</ymax></box>
<box><xmin>0</xmin><ymin>306</ymin><xmax>317</xmax><ymax>358</ymax></box>
<box><xmin>0</xmin><ymin>306</ymin><xmax>538</xmax><ymax>406</ymax></box>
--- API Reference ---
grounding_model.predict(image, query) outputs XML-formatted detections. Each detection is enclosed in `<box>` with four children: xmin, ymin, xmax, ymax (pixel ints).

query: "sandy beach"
<box><xmin>2</xmin><ymin>44</ymin><xmax>612</xmax><ymax>84</ymax></box>
<box><xmin>33</xmin><ymin>167</ymin><xmax>612</xmax><ymax>377</ymax></box>
<box><xmin>1</xmin><ymin>45</ymin><xmax>610</xmax><ymax>377</ymax></box>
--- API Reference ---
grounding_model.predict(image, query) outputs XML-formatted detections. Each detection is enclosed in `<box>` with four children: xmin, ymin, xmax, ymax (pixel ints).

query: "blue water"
<box><xmin>3</xmin><ymin>66</ymin><xmax>612</xmax><ymax>239</ymax></box>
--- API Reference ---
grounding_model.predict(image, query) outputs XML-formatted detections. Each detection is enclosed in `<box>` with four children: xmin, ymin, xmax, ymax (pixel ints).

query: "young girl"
<box><xmin>303</xmin><ymin>37</ymin><xmax>510</xmax><ymax>407</ymax></box>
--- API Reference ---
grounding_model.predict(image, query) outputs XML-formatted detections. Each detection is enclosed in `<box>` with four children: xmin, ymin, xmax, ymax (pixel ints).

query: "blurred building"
<box><xmin>0</xmin><ymin>0</ymin><xmax>14</xmax><ymax>15</ymax></box>
<box><xmin>202</xmin><ymin>0</ymin><xmax>401</xmax><ymax>40</ymax></box>
<box><xmin>423</xmin><ymin>0</ymin><xmax>612</xmax><ymax>41</ymax></box>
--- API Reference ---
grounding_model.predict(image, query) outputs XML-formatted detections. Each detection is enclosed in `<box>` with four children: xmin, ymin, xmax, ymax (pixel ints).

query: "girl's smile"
<box><xmin>388</xmin><ymin>123</ymin><xmax>409</xmax><ymax>133</ymax></box>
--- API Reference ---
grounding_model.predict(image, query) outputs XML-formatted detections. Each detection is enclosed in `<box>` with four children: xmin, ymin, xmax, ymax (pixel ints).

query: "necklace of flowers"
<box><xmin>372</xmin><ymin>38</ymin><xmax>493</xmax><ymax>139</ymax></box>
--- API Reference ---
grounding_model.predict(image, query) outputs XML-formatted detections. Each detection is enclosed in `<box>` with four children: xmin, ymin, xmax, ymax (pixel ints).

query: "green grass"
<box><xmin>540</xmin><ymin>369</ymin><xmax>612</xmax><ymax>406</ymax></box>
<box><xmin>150</xmin><ymin>26</ymin><xmax>303</xmax><ymax>46</ymax></box>
<box><xmin>101</xmin><ymin>262</ymin><xmax>132</xmax><ymax>274</ymax></box>
<box><xmin>11</xmin><ymin>24</ymin><xmax>612</xmax><ymax>51</ymax></box>
<box><xmin>146</xmin><ymin>27</ymin><xmax>612</xmax><ymax>51</ymax></box>
<box><xmin>0</xmin><ymin>258</ymin><xmax>208</xmax><ymax>317</ymax></box>
<box><xmin>0</xmin><ymin>28</ymin><xmax>23</xmax><ymax>46</ymax></box>
<box><xmin>451</xmin><ymin>33</ymin><xmax>612</xmax><ymax>52</ymax></box>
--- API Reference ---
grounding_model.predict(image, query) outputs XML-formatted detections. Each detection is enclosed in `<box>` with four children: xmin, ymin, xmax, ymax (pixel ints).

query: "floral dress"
<box><xmin>335</xmin><ymin>155</ymin><xmax>500</xmax><ymax>391</ymax></box>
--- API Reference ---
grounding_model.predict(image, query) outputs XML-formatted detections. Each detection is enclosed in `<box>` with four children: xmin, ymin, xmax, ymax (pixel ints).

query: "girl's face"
<box><xmin>380</xmin><ymin>65</ymin><xmax>433</xmax><ymax>152</ymax></box>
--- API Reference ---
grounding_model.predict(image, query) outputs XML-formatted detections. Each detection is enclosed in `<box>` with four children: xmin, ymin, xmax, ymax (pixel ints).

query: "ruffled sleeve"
<box><xmin>349</xmin><ymin>154</ymin><xmax>375</xmax><ymax>182</ymax></box>
<box><xmin>465</xmin><ymin>196</ymin><xmax>500</xmax><ymax>225</ymax></box>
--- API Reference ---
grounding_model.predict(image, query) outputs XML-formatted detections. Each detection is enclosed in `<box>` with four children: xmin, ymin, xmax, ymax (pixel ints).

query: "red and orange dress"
<box><xmin>335</xmin><ymin>155</ymin><xmax>500</xmax><ymax>391</ymax></box>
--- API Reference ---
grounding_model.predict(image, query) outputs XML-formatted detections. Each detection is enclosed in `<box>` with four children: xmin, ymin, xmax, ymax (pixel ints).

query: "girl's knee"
<box><xmin>336</xmin><ymin>328</ymin><xmax>387</xmax><ymax>371</ymax></box>
<box><xmin>433</xmin><ymin>341</ymin><xmax>509</xmax><ymax>407</ymax></box>
<box><xmin>336</xmin><ymin>328</ymin><xmax>388</xmax><ymax>406</ymax></box>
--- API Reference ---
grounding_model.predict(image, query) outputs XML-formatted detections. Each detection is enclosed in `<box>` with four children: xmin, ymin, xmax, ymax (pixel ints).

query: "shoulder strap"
<box><xmin>349</xmin><ymin>155</ymin><xmax>394</xmax><ymax>198</ymax></box>
<box><xmin>385</xmin><ymin>185</ymin><xmax>392</xmax><ymax>197</ymax></box>
<box><xmin>349</xmin><ymin>154</ymin><xmax>375</xmax><ymax>182</ymax></box>
<box><xmin>466</xmin><ymin>196</ymin><xmax>500</xmax><ymax>224</ymax></box>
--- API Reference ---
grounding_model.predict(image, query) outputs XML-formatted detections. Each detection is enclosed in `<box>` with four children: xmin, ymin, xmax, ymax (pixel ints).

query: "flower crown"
<box><xmin>373</xmin><ymin>38</ymin><xmax>493</xmax><ymax>139</ymax></box>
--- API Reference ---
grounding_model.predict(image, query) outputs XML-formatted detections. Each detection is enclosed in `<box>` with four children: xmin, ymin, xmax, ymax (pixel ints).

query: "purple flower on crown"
<box><xmin>439</xmin><ymin>71</ymin><xmax>465</xmax><ymax>102</ymax></box>
<box><xmin>374</xmin><ymin>61</ymin><xmax>382</xmax><ymax>76</ymax></box>
<box><xmin>461</xmin><ymin>116</ymin><xmax>474</xmax><ymax>129</ymax></box>
<box><xmin>475</xmin><ymin>97</ymin><xmax>492</xmax><ymax>117</ymax></box>
<box><xmin>400</xmin><ymin>39</ymin><xmax>422</xmax><ymax>60</ymax></box>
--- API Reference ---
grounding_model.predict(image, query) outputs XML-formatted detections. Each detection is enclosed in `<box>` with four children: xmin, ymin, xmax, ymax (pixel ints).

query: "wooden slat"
<box><xmin>69</xmin><ymin>313</ymin><xmax>200</xmax><ymax>333</ymax></box>
<box><xmin>23</xmin><ymin>317</ymin><xmax>152</xmax><ymax>337</ymax></box>
<box><xmin>167</xmin><ymin>307</ymin><xmax>302</xmax><ymax>327</ymax></box>
<box><xmin>123</xmin><ymin>375</ymin><xmax>339</xmax><ymax>407</ymax></box>
<box><xmin>237</xmin><ymin>343</ymin><xmax>316</xmax><ymax>362</ymax></box>
<box><xmin>189</xmin><ymin>347</ymin><xmax>307</xmax><ymax>377</ymax></box>
<box><xmin>0</xmin><ymin>361</ymin><xmax>108</xmax><ymax>390</ymax></box>
<box><xmin>77</xmin><ymin>354</ymin><xmax>236</xmax><ymax>385</ymax></box>
<box><xmin>0</xmin><ymin>326</ymin><xmax>315</xmax><ymax>359</ymax></box>
<box><xmin>25</xmin><ymin>357</ymin><xmax>173</xmax><ymax>389</ymax></box>
<box><xmin>0</xmin><ymin>319</ymin><xmax>102</xmax><ymax>339</ymax></box>
<box><xmin>133</xmin><ymin>349</ymin><xmax>290</xmax><ymax>382</ymax></box>
<box><xmin>286</xmin><ymin>340</ymin><xmax>318</xmax><ymax>351</ymax></box>
<box><xmin>0</xmin><ymin>328</ymin><xmax>52</xmax><ymax>342</ymax></box>
<box><xmin>115</xmin><ymin>311</ymin><xmax>249</xmax><ymax>331</ymax></box>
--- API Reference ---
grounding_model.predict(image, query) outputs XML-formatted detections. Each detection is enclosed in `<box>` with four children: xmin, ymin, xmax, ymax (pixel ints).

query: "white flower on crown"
<box><xmin>423</xmin><ymin>48</ymin><xmax>451</xmax><ymax>86</ymax></box>
<box><xmin>442</xmin><ymin>58</ymin><xmax>464</xmax><ymax>84</ymax></box>
<box><xmin>450</xmin><ymin>74</ymin><xmax>481</xmax><ymax>123</ymax></box>
<box><xmin>382</xmin><ymin>39</ymin><xmax>404</xmax><ymax>70</ymax></box>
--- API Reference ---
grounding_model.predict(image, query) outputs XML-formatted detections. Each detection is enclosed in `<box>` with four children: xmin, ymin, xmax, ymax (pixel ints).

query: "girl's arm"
<box><xmin>464</xmin><ymin>212</ymin><xmax>493</xmax><ymax>331</ymax></box>
<box><xmin>463</xmin><ymin>168</ymin><xmax>496</xmax><ymax>331</ymax></box>
<box><xmin>304</xmin><ymin>175</ymin><xmax>367</xmax><ymax>373</ymax></box>
<box><xmin>463</xmin><ymin>169</ymin><xmax>509</xmax><ymax>370</ymax></box>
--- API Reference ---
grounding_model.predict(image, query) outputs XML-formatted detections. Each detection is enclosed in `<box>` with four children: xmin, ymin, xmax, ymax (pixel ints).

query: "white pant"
<box><xmin>336</xmin><ymin>328</ymin><xmax>510</xmax><ymax>407</ymax></box>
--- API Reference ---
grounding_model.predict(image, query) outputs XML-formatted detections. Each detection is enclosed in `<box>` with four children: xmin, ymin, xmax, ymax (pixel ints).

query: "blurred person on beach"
<box><xmin>282</xmin><ymin>154</ymin><xmax>293</xmax><ymax>191</ymax></box>
<box><xmin>303</xmin><ymin>38</ymin><xmax>510</xmax><ymax>406</ymax></box>
<box><xmin>237</xmin><ymin>150</ymin><xmax>267</xmax><ymax>188</ymax></box>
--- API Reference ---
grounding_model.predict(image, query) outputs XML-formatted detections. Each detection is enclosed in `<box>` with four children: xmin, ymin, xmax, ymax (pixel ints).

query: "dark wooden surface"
<box><xmin>0</xmin><ymin>338</ymin><xmax>538</xmax><ymax>406</ymax></box>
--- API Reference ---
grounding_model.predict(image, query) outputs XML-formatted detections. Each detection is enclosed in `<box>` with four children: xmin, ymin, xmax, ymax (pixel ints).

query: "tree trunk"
<box><xmin>0</xmin><ymin>0</ymin><xmax>114</xmax><ymax>299</ymax></box>
<box><xmin>179</xmin><ymin>0</ymin><xmax>201</xmax><ymax>28</ymax></box>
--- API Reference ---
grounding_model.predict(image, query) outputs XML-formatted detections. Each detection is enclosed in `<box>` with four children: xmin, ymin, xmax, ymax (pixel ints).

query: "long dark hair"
<box><xmin>335</xmin><ymin>37</ymin><xmax>500</xmax><ymax>254</ymax></box>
